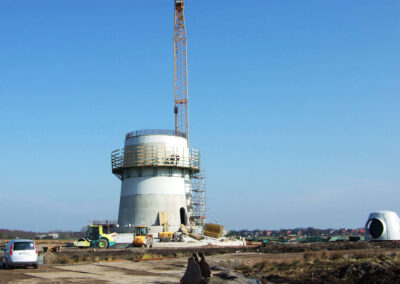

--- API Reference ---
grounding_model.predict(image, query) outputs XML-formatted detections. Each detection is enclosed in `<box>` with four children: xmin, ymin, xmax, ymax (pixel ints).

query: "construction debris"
<box><xmin>42</xmin><ymin>246</ymin><xmax>62</xmax><ymax>253</ymax></box>
<box><xmin>198</xmin><ymin>252</ymin><xmax>211</xmax><ymax>280</ymax></box>
<box><xmin>181</xmin><ymin>256</ymin><xmax>202</xmax><ymax>284</ymax></box>
<box><xmin>180</xmin><ymin>224</ymin><xmax>189</xmax><ymax>235</ymax></box>
<box><xmin>181</xmin><ymin>252</ymin><xmax>211</xmax><ymax>284</ymax></box>
<box><xmin>203</xmin><ymin>223</ymin><xmax>224</xmax><ymax>239</ymax></box>
<box><xmin>174</xmin><ymin>233</ymin><xmax>184</xmax><ymax>242</ymax></box>
<box><xmin>159</xmin><ymin>232</ymin><xmax>174</xmax><ymax>242</ymax></box>
<box><xmin>214</xmin><ymin>271</ymin><xmax>237</xmax><ymax>280</ymax></box>
<box><xmin>189</xmin><ymin>233</ymin><xmax>202</xmax><ymax>241</ymax></box>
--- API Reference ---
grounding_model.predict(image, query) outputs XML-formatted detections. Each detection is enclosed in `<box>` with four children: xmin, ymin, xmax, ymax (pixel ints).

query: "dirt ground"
<box><xmin>2</xmin><ymin>241</ymin><xmax>400</xmax><ymax>283</ymax></box>
<box><xmin>0</xmin><ymin>255</ymin><xmax>254</xmax><ymax>283</ymax></box>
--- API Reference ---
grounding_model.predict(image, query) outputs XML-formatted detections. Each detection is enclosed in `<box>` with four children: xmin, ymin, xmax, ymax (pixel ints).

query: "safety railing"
<box><xmin>111</xmin><ymin>145</ymin><xmax>200</xmax><ymax>173</ymax></box>
<box><xmin>125</xmin><ymin>129</ymin><xmax>187</xmax><ymax>139</ymax></box>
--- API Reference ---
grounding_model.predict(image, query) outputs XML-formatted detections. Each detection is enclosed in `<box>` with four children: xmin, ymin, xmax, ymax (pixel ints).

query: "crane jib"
<box><xmin>174</xmin><ymin>0</ymin><xmax>189</xmax><ymax>145</ymax></box>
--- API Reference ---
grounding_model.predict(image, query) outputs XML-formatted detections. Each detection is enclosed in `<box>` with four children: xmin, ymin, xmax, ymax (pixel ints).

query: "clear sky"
<box><xmin>1</xmin><ymin>0</ymin><xmax>399</xmax><ymax>232</ymax></box>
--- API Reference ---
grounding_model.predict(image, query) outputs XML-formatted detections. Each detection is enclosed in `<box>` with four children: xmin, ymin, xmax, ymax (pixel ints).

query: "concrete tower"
<box><xmin>111</xmin><ymin>129</ymin><xmax>200</xmax><ymax>233</ymax></box>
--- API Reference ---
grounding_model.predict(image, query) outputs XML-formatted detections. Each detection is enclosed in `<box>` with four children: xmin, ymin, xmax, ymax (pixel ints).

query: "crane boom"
<box><xmin>174</xmin><ymin>0</ymin><xmax>189</xmax><ymax>145</ymax></box>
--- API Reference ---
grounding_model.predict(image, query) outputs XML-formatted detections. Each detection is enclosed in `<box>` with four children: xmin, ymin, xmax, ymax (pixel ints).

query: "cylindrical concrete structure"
<box><xmin>112</xmin><ymin>129</ymin><xmax>200</xmax><ymax>233</ymax></box>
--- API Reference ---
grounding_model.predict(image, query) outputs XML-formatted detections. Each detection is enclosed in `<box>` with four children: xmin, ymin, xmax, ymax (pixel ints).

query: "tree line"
<box><xmin>0</xmin><ymin>229</ymin><xmax>84</xmax><ymax>240</ymax></box>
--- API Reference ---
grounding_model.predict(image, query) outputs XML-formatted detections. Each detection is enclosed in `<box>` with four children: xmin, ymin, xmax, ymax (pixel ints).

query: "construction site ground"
<box><xmin>1</xmin><ymin>241</ymin><xmax>400</xmax><ymax>283</ymax></box>
<box><xmin>112</xmin><ymin>233</ymin><xmax>245</xmax><ymax>248</ymax></box>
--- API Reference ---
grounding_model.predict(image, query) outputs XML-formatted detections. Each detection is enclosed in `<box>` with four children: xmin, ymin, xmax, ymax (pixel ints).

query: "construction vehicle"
<box><xmin>159</xmin><ymin>231</ymin><xmax>184</xmax><ymax>242</ymax></box>
<box><xmin>73</xmin><ymin>225</ymin><xmax>116</xmax><ymax>248</ymax></box>
<box><xmin>133</xmin><ymin>226</ymin><xmax>153</xmax><ymax>248</ymax></box>
<box><xmin>159</xmin><ymin>231</ymin><xmax>174</xmax><ymax>242</ymax></box>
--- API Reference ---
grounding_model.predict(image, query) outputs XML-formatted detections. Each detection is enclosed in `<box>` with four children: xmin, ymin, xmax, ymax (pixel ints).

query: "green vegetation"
<box><xmin>234</xmin><ymin>250</ymin><xmax>400</xmax><ymax>283</ymax></box>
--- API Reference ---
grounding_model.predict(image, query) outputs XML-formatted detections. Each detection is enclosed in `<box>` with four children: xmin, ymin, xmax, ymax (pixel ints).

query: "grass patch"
<box><xmin>303</xmin><ymin>250</ymin><xmax>314</xmax><ymax>261</ymax></box>
<box><xmin>72</xmin><ymin>255</ymin><xmax>80</xmax><ymax>263</ymax></box>
<box><xmin>81</xmin><ymin>255</ymin><xmax>90</xmax><ymax>262</ymax></box>
<box><xmin>303</xmin><ymin>250</ymin><xmax>322</xmax><ymax>262</ymax></box>
<box><xmin>329</xmin><ymin>252</ymin><xmax>344</xmax><ymax>261</ymax></box>
<box><xmin>235</xmin><ymin>263</ymin><xmax>254</xmax><ymax>274</ymax></box>
<box><xmin>56</xmin><ymin>254</ymin><xmax>73</xmax><ymax>264</ymax></box>
<box><xmin>321</xmin><ymin>250</ymin><xmax>329</xmax><ymax>260</ymax></box>
<box><xmin>352</xmin><ymin>251</ymin><xmax>369</xmax><ymax>260</ymax></box>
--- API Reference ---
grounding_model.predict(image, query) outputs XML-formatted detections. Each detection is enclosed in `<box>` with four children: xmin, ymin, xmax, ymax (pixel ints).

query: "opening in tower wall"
<box><xmin>180</xmin><ymin>207</ymin><xmax>187</xmax><ymax>225</ymax></box>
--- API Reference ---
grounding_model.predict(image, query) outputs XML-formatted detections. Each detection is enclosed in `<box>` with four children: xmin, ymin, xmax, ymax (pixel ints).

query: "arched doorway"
<box><xmin>180</xmin><ymin>207</ymin><xmax>187</xmax><ymax>225</ymax></box>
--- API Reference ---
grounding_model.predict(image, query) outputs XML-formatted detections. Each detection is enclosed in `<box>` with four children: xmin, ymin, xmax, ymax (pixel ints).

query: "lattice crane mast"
<box><xmin>174</xmin><ymin>0</ymin><xmax>189</xmax><ymax>145</ymax></box>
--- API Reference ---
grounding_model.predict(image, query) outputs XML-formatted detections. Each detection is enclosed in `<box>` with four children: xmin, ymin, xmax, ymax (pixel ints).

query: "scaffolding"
<box><xmin>111</xmin><ymin>144</ymin><xmax>200</xmax><ymax>180</ymax></box>
<box><xmin>190</xmin><ymin>171</ymin><xmax>207</xmax><ymax>227</ymax></box>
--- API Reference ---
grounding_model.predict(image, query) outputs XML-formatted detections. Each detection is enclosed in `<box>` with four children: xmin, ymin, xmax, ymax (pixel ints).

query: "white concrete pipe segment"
<box><xmin>365</xmin><ymin>211</ymin><xmax>400</xmax><ymax>241</ymax></box>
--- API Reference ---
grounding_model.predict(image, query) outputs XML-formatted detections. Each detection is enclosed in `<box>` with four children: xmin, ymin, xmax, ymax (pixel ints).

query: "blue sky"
<box><xmin>0</xmin><ymin>0</ymin><xmax>399</xmax><ymax>232</ymax></box>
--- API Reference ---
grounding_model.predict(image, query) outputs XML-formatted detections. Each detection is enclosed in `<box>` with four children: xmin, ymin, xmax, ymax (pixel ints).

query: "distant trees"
<box><xmin>227</xmin><ymin>227</ymin><xmax>363</xmax><ymax>238</ymax></box>
<box><xmin>0</xmin><ymin>229</ymin><xmax>36</xmax><ymax>239</ymax></box>
<box><xmin>0</xmin><ymin>229</ymin><xmax>84</xmax><ymax>240</ymax></box>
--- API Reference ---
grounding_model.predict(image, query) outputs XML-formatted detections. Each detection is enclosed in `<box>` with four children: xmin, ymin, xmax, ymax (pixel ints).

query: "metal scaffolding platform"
<box><xmin>111</xmin><ymin>144</ymin><xmax>200</xmax><ymax>179</ymax></box>
<box><xmin>190</xmin><ymin>171</ymin><xmax>207</xmax><ymax>227</ymax></box>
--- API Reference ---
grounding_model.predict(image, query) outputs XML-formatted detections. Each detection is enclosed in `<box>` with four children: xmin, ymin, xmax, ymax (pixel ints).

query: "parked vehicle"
<box><xmin>2</xmin><ymin>239</ymin><xmax>38</xmax><ymax>269</ymax></box>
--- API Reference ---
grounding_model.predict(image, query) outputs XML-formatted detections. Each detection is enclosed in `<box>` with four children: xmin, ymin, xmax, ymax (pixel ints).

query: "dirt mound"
<box><xmin>261</xmin><ymin>240</ymin><xmax>400</xmax><ymax>254</ymax></box>
<box><xmin>338</xmin><ymin>261</ymin><xmax>400</xmax><ymax>283</ymax></box>
<box><xmin>259</xmin><ymin>258</ymin><xmax>400</xmax><ymax>283</ymax></box>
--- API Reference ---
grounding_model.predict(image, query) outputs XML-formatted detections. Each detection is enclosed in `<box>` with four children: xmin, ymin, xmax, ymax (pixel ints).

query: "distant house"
<box><xmin>36</xmin><ymin>233</ymin><xmax>59</xmax><ymax>240</ymax></box>
<box><xmin>351</xmin><ymin>229</ymin><xmax>365</xmax><ymax>235</ymax></box>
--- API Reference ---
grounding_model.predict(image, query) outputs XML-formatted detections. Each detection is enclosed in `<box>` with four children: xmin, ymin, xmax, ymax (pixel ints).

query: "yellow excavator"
<box><xmin>133</xmin><ymin>226</ymin><xmax>153</xmax><ymax>248</ymax></box>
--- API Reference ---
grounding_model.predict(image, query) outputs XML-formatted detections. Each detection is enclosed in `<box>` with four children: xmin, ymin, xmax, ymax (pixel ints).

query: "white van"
<box><xmin>2</xmin><ymin>239</ymin><xmax>38</xmax><ymax>269</ymax></box>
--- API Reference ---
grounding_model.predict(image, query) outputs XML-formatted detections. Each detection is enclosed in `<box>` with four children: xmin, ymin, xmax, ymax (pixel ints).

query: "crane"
<box><xmin>174</xmin><ymin>0</ymin><xmax>189</xmax><ymax>145</ymax></box>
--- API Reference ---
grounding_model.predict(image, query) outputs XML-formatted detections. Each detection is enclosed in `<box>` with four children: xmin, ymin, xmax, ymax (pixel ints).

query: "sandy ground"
<box><xmin>3</xmin><ymin>241</ymin><xmax>400</xmax><ymax>283</ymax></box>
<box><xmin>0</xmin><ymin>254</ymin><xmax>255</xmax><ymax>284</ymax></box>
<box><xmin>3</xmin><ymin>248</ymin><xmax>400</xmax><ymax>283</ymax></box>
